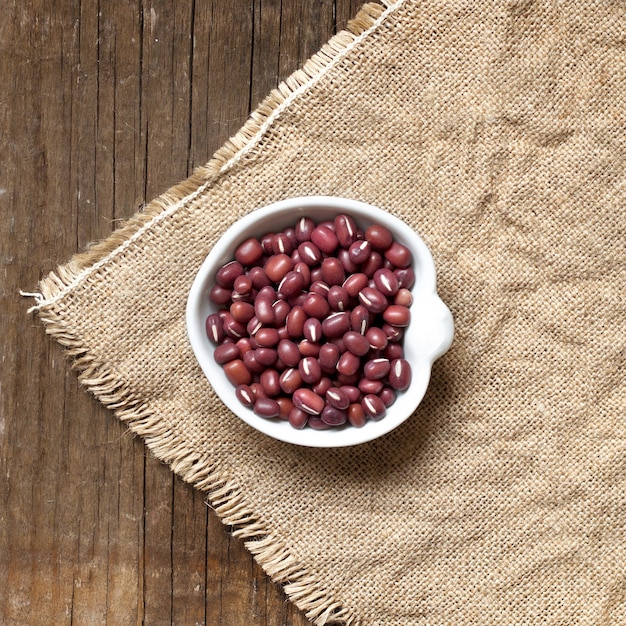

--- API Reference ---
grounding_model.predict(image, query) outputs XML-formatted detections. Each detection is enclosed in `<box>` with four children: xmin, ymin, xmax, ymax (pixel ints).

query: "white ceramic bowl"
<box><xmin>186</xmin><ymin>196</ymin><xmax>453</xmax><ymax>447</ymax></box>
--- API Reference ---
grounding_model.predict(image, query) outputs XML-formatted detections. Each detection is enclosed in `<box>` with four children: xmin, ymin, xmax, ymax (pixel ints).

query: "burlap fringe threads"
<box><xmin>26</xmin><ymin>2</ymin><xmax>404</xmax><ymax>624</ymax></box>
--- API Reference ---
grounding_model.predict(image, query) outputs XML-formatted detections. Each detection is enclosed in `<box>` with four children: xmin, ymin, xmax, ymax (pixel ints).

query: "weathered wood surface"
<box><xmin>0</xmin><ymin>1</ymin><xmax>365</xmax><ymax>623</ymax></box>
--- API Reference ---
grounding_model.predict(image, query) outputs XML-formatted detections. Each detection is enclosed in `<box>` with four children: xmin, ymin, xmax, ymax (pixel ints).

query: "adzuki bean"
<box><xmin>206</xmin><ymin>214</ymin><xmax>415</xmax><ymax>429</ymax></box>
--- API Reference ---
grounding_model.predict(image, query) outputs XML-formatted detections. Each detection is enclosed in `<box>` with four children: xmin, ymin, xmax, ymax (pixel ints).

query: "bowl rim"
<box><xmin>186</xmin><ymin>195</ymin><xmax>453</xmax><ymax>447</ymax></box>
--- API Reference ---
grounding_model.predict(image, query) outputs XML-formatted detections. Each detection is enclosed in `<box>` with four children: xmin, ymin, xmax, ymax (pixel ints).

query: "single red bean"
<box><xmin>379</xmin><ymin>387</ymin><xmax>397</xmax><ymax>407</ymax></box>
<box><xmin>311</xmin><ymin>224</ymin><xmax>339</xmax><ymax>254</ymax></box>
<box><xmin>235</xmin><ymin>238</ymin><xmax>264</xmax><ymax>266</ymax></box>
<box><xmin>298</xmin><ymin>241</ymin><xmax>322</xmax><ymax>266</ymax></box>
<box><xmin>394</xmin><ymin>267</ymin><xmax>415</xmax><ymax>289</ymax></box>
<box><xmin>382</xmin><ymin>323</ymin><xmax>403</xmax><ymax>342</ymax></box>
<box><xmin>258</xmin><ymin>283</ymin><xmax>276</xmax><ymax>299</ymax></box>
<box><xmin>321</xmin><ymin>405</ymin><xmax>347</xmax><ymax>426</ymax></box>
<box><xmin>272</xmin><ymin>299</ymin><xmax>291</xmax><ymax>326</ymax></box>
<box><xmin>364</xmin><ymin>358</ymin><xmax>391</xmax><ymax>380</ymax></box>
<box><xmin>309</xmin><ymin>280</ymin><xmax>330</xmax><ymax>298</ymax></box>
<box><xmin>337</xmin><ymin>351</ymin><xmax>360</xmax><ymax>376</ymax></box>
<box><xmin>243</xmin><ymin>350</ymin><xmax>265</xmax><ymax>374</ymax></box>
<box><xmin>350</xmin><ymin>305</ymin><xmax>371</xmax><ymax>334</ymax></box>
<box><xmin>277</xmin><ymin>339</ymin><xmax>300</xmax><ymax>367</ymax></box>
<box><xmin>384</xmin><ymin>242</ymin><xmax>412</xmax><ymax>268</ymax></box>
<box><xmin>289</xmin><ymin>407</ymin><xmax>309</xmax><ymax>429</ymax></box>
<box><xmin>308</xmin><ymin>416</ymin><xmax>332</xmax><ymax>430</ymax></box>
<box><xmin>299</xmin><ymin>340</ymin><xmax>321</xmax><ymax>358</ymax></box>
<box><xmin>277</xmin><ymin>270</ymin><xmax>306</xmax><ymax>298</ymax></box>
<box><xmin>293</xmin><ymin>388</ymin><xmax>325</xmax><ymax>415</ymax></box>
<box><xmin>319</xmin><ymin>343</ymin><xmax>340</xmax><ymax>372</ymax></box>
<box><xmin>373</xmin><ymin>268</ymin><xmax>399</xmax><ymax>296</ymax></box>
<box><xmin>295</xmin><ymin>216</ymin><xmax>315</xmax><ymax>242</ymax></box>
<box><xmin>235</xmin><ymin>384</ymin><xmax>255</xmax><ymax>407</ymax></box>
<box><xmin>348</xmin><ymin>240</ymin><xmax>371</xmax><ymax>264</ymax></box>
<box><xmin>365</xmin><ymin>224</ymin><xmax>393</xmax><ymax>251</ymax></box>
<box><xmin>205</xmin><ymin>314</ymin><xmax>224</xmax><ymax>344</ymax></box>
<box><xmin>286</xmin><ymin>306</ymin><xmax>306</xmax><ymax>338</ymax></box>
<box><xmin>303</xmin><ymin>318</ymin><xmax>323</xmax><ymax>343</ymax></box>
<box><xmin>343</xmin><ymin>330</ymin><xmax>370</xmax><ymax>356</ymax></box>
<box><xmin>394</xmin><ymin>288</ymin><xmax>413</xmax><ymax>307</ymax></box>
<box><xmin>223</xmin><ymin>315</ymin><xmax>247</xmax><ymax>340</ymax></box>
<box><xmin>326</xmin><ymin>387</ymin><xmax>350</xmax><ymax>410</ymax></box>
<box><xmin>383</xmin><ymin>342</ymin><xmax>404</xmax><ymax>360</ymax></box>
<box><xmin>366</xmin><ymin>327</ymin><xmax>388</xmax><ymax>350</ymax></box>
<box><xmin>299</xmin><ymin>357</ymin><xmax>322</xmax><ymax>384</ymax></box>
<box><xmin>223</xmin><ymin>359</ymin><xmax>252</xmax><ymax>386</ymax></box>
<box><xmin>361</xmin><ymin>251</ymin><xmax>384</xmax><ymax>277</ymax></box>
<box><xmin>250</xmin><ymin>382</ymin><xmax>267</xmax><ymax>400</ymax></box>
<box><xmin>276</xmin><ymin>397</ymin><xmax>294</xmax><ymax>420</ymax></box>
<box><xmin>246</xmin><ymin>316</ymin><xmax>262</xmax><ymax>337</ymax></box>
<box><xmin>334</xmin><ymin>213</ymin><xmax>358</xmax><ymax>248</ymax></box>
<box><xmin>322</xmin><ymin>312</ymin><xmax>351</xmax><ymax>338</ymax></box>
<box><xmin>255</xmin><ymin>327</ymin><xmax>280</xmax><ymax>347</ymax></box>
<box><xmin>255</xmin><ymin>347</ymin><xmax>278</xmax><ymax>366</ymax></box>
<box><xmin>342</xmin><ymin>385</ymin><xmax>361</xmax><ymax>403</ymax></box>
<box><xmin>343</xmin><ymin>272</ymin><xmax>369</xmax><ymax>297</ymax></box>
<box><xmin>362</xmin><ymin>394</ymin><xmax>386</xmax><ymax>420</ymax></box>
<box><xmin>321</xmin><ymin>257</ymin><xmax>345</xmax><ymax>286</ymax></box>
<box><xmin>293</xmin><ymin>261</ymin><xmax>311</xmax><ymax>285</ymax></box>
<box><xmin>254</xmin><ymin>297</ymin><xmax>275</xmax><ymax>325</ymax></box>
<box><xmin>216</xmin><ymin>261</ymin><xmax>244</xmax><ymax>288</ymax></box>
<box><xmin>213</xmin><ymin>342</ymin><xmax>240</xmax><ymax>364</ymax></box>
<box><xmin>303</xmin><ymin>293</ymin><xmax>330</xmax><ymax>319</ymax></box>
<box><xmin>347</xmin><ymin>403</ymin><xmax>367</xmax><ymax>427</ymax></box>
<box><xmin>283</xmin><ymin>227</ymin><xmax>298</xmax><ymax>248</ymax></box>
<box><xmin>389</xmin><ymin>358</ymin><xmax>412</xmax><ymax>390</ymax></box>
<box><xmin>249</xmin><ymin>267</ymin><xmax>271</xmax><ymax>289</ymax></box>
<box><xmin>271</xmin><ymin>232</ymin><xmax>293</xmax><ymax>256</ymax></box>
<box><xmin>230</xmin><ymin>301</ymin><xmax>255</xmax><ymax>324</ymax></box>
<box><xmin>359</xmin><ymin>287</ymin><xmax>388</xmax><ymax>314</ymax></box>
<box><xmin>260</xmin><ymin>369</ymin><xmax>281</xmax><ymax>396</ymax></box>
<box><xmin>254</xmin><ymin>397</ymin><xmax>280</xmax><ymax>418</ymax></box>
<box><xmin>338</xmin><ymin>249</ymin><xmax>359</xmax><ymax>273</ymax></box>
<box><xmin>209</xmin><ymin>284</ymin><xmax>232</xmax><ymax>305</ymax></box>
<box><xmin>233</xmin><ymin>274</ymin><xmax>253</xmax><ymax>295</ymax></box>
<box><xmin>310</xmin><ymin>267</ymin><xmax>323</xmax><ymax>283</ymax></box>
<box><xmin>236</xmin><ymin>338</ymin><xmax>252</xmax><ymax>358</ymax></box>
<box><xmin>312</xmin><ymin>376</ymin><xmax>333</xmax><ymax>396</ymax></box>
<box><xmin>261</xmin><ymin>233</ymin><xmax>275</xmax><ymax>255</ymax></box>
<box><xmin>328</xmin><ymin>285</ymin><xmax>349</xmax><ymax>311</ymax></box>
<box><xmin>358</xmin><ymin>378</ymin><xmax>384</xmax><ymax>394</ymax></box>
<box><xmin>279</xmin><ymin>368</ymin><xmax>303</xmax><ymax>394</ymax></box>
<box><xmin>383</xmin><ymin>305</ymin><xmax>411</xmax><ymax>327</ymax></box>
<box><xmin>265</xmin><ymin>253</ymin><xmax>293</xmax><ymax>283</ymax></box>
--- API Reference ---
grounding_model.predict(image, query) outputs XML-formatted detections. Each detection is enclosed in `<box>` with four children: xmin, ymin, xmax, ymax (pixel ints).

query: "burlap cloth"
<box><xmin>31</xmin><ymin>1</ymin><xmax>626</xmax><ymax>624</ymax></box>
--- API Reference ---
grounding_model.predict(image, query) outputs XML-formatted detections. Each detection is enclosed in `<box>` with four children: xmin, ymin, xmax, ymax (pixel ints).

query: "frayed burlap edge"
<box><xmin>25</xmin><ymin>2</ymin><xmax>404</xmax><ymax>624</ymax></box>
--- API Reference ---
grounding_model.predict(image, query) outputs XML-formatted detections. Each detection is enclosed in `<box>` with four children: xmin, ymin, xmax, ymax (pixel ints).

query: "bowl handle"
<box><xmin>413</xmin><ymin>296</ymin><xmax>454</xmax><ymax>362</ymax></box>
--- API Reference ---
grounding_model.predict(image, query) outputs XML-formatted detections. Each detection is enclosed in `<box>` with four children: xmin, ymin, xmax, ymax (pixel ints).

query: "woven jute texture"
<box><xmin>32</xmin><ymin>0</ymin><xmax>626</xmax><ymax>624</ymax></box>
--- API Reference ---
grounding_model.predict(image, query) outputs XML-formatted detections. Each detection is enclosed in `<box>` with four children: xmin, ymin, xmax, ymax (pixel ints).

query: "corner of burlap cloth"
<box><xmin>27</xmin><ymin>0</ymin><xmax>626</xmax><ymax>624</ymax></box>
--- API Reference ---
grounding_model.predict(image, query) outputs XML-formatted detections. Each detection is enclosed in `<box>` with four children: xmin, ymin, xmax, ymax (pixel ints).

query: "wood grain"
<box><xmin>1</xmin><ymin>0</ymin><xmax>366</xmax><ymax>623</ymax></box>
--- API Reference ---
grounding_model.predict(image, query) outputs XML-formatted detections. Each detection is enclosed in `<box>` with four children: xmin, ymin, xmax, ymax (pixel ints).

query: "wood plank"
<box><xmin>0</xmin><ymin>0</ymin><xmax>366</xmax><ymax>623</ymax></box>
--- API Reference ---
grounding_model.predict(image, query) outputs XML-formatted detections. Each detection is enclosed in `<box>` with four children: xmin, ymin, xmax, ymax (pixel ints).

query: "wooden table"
<box><xmin>1</xmin><ymin>2</ymin><xmax>363</xmax><ymax>623</ymax></box>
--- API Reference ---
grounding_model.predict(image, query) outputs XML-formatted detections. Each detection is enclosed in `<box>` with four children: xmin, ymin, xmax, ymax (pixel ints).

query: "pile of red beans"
<box><xmin>205</xmin><ymin>213</ymin><xmax>414</xmax><ymax>430</ymax></box>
